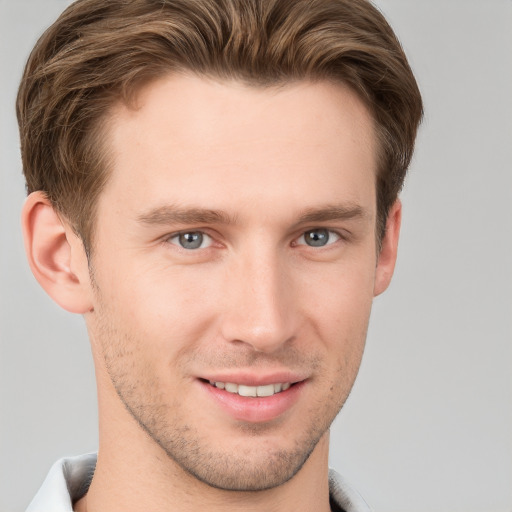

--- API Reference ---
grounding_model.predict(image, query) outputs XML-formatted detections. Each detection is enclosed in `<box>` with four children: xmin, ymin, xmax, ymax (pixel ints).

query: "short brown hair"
<box><xmin>17</xmin><ymin>0</ymin><xmax>423</xmax><ymax>254</ymax></box>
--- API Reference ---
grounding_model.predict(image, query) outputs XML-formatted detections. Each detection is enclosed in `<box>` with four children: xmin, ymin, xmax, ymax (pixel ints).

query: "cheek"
<box><xmin>301</xmin><ymin>257</ymin><xmax>376</xmax><ymax>327</ymax></box>
<box><xmin>96</xmin><ymin>262</ymin><xmax>224</xmax><ymax>355</ymax></box>
<box><xmin>300</xmin><ymin>260</ymin><xmax>375</xmax><ymax>369</ymax></box>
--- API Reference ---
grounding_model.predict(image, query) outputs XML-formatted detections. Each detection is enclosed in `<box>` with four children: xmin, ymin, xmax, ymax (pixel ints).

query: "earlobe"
<box><xmin>21</xmin><ymin>191</ymin><xmax>93</xmax><ymax>313</ymax></box>
<box><xmin>373</xmin><ymin>200</ymin><xmax>402</xmax><ymax>297</ymax></box>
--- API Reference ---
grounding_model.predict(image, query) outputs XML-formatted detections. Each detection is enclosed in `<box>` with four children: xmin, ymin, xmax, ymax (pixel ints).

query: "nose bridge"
<box><xmin>221</xmin><ymin>243</ymin><xmax>296</xmax><ymax>352</ymax></box>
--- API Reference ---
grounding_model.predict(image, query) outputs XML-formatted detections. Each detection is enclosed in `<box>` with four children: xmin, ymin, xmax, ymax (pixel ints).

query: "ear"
<box><xmin>21</xmin><ymin>191</ymin><xmax>93</xmax><ymax>313</ymax></box>
<box><xmin>374</xmin><ymin>199</ymin><xmax>402</xmax><ymax>297</ymax></box>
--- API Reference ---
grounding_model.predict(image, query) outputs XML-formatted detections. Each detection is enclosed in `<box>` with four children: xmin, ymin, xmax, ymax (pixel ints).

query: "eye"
<box><xmin>168</xmin><ymin>231</ymin><xmax>213</xmax><ymax>250</ymax></box>
<box><xmin>296</xmin><ymin>228</ymin><xmax>341</xmax><ymax>247</ymax></box>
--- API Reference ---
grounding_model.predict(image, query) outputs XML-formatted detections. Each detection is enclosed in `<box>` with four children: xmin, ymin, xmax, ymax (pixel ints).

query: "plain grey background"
<box><xmin>1</xmin><ymin>1</ymin><xmax>511</xmax><ymax>511</ymax></box>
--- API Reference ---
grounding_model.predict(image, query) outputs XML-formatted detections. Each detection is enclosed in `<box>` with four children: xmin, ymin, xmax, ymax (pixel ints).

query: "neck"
<box><xmin>75</xmin><ymin>371</ymin><xmax>332</xmax><ymax>512</ymax></box>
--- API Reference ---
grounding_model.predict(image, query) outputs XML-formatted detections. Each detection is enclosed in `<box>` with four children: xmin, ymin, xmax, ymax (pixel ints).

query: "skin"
<box><xmin>22</xmin><ymin>74</ymin><xmax>401</xmax><ymax>512</ymax></box>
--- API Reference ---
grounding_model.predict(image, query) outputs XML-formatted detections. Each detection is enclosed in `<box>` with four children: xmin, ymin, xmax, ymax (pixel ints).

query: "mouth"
<box><xmin>199</xmin><ymin>376</ymin><xmax>305</xmax><ymax>422</ymax></box>
<box><xmin>207</xmin><ymin>380</ymin><xmax>292</xmax><ymax>397</ymax></box>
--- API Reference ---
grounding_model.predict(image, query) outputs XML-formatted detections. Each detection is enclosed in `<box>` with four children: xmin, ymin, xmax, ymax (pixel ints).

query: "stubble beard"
<box><xmin>130</xmin><ymin>403</ymin><xmax>330</xmax><ymax>492</ymax></box>
<box><xmin>107</xmin><ymin>361</ymin><xmax>351</xmax><ymax>492</ymax></box>
<box><xmin>91</xmin><ymin>292</ymin><xmax>359</xmax><ymax>492</ymax></box>
<box><xmin>115</xmin><ymin>385</ymin><xmax>342</xmax><ymax>492</ymax></box>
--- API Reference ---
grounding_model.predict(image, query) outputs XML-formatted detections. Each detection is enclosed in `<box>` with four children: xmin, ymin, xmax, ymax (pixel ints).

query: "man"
<box><xmin>17</xmin><ymin>0</ymin><xmax>422</xmax><ymax>510</ymax></box>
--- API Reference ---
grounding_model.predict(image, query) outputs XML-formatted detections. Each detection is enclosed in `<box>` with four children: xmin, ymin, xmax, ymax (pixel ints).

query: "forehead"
<box><xmin>100</xmin><ymin>74</ymin><xmax>377</xmax><ymax>220</ymax></box>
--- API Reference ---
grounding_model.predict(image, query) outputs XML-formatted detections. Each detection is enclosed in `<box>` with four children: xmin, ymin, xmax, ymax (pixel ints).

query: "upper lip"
<box><xmin>199</xmin><ymin>371</ymin><xmax>307</xmax><ymax>387</ymax></box>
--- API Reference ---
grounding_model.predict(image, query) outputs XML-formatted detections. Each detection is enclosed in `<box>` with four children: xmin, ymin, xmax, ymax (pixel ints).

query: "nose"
<box><xmin>220</xmin><ymin>247</ymin><xmax>298</xmax><ymax>353</ymax></box>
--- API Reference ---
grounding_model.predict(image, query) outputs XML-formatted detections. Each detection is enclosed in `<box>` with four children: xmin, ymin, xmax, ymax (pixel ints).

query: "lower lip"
<box><xmin>200</xmin><ymin>380</ymin><xmax>305</xmax><ymax>423</ymax></box>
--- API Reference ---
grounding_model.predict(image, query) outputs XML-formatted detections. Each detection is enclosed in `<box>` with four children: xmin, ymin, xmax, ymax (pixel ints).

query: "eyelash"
<box><xmin>164</xmin><ymin>228</ymin><xmax>345</xmax><ymax>251</ymax></box>
<box><xmin>294</xmin><ymin>228</ymin><xmax>342</xmax><ymax>248</ymax></box>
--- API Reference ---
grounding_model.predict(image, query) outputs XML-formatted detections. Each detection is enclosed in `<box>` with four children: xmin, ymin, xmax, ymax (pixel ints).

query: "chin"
<box><xmin>173</xmin><ymin>444</ymin><xmax>317</xmax><ymax>492</ymax></box>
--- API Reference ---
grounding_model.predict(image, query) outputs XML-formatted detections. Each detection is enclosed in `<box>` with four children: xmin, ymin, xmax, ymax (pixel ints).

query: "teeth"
<box><xmin>238</xmin><ymin>384</ymin><xmax>257</xmax><ymax>397</ymax></box>
<box><xmin>210</xmin><ymin>381</ymin><xmax>292</xmax><ymax>397</ymax></box>
<box><xmin>257</xmin><ymin>384</ymin><xmax>275</xmax><ymax>397</ymax></box>
<box><xmin>224</xmin><ymin>382</ymin><xmax>238</xmax><ymax>393</ymax></box>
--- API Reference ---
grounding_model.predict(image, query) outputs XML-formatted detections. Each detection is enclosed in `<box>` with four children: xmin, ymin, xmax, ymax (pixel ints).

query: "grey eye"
<box><xmin>297</xmin><ymin>229</ymin><xmax>340</xmax><ymax>247</ymax></box>
<box><xmin>304</xmin><ymin>229</ymin><xmax>329</xmax><ymax>247</ymax></box>
<box><xmin>170</xmin><ymin>231</ymin><xmax>211</xmax><ymax>250</ymax></box>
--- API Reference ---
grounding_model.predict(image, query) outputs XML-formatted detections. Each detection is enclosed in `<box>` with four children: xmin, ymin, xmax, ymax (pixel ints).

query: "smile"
<box><xmin>208</xmin><ymin>380</ymin><xmax>292</xmax><ymax>397</ymax></box>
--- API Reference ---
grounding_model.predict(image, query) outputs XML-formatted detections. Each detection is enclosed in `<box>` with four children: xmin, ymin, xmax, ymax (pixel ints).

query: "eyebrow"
<box><xmin>297</xmin><ymin>204</ymin><xmax>369</xmax><ymax>224</ymax></box>
<box><xmin>136</xmin><ymin>203</ymin><xmax>369</xmax><ymax>227</ymax></box>
<box><xmin>137</xmin><ymin>206</ymin><xmax>236</xmax><ymax>226</ymax></box>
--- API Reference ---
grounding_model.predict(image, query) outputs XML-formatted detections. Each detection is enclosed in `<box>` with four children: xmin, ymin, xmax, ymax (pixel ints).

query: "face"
<box><xmin>85</xmin><ymin>74</ymin><xmax>393</xmax><ymax>491</ymax></box>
